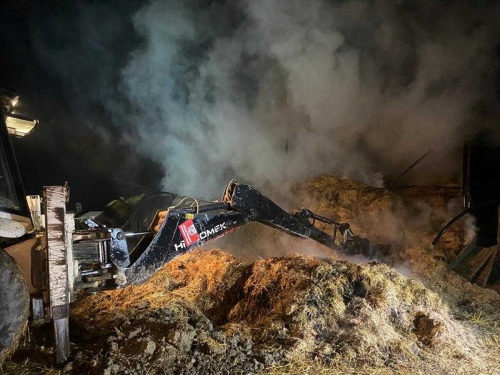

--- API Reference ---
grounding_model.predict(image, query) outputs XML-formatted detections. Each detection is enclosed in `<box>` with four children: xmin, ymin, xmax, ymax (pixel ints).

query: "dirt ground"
<box><xmin>2</xmin><ymin>176</ymin><xmax>500</xmax><ymax>374</ymax></box>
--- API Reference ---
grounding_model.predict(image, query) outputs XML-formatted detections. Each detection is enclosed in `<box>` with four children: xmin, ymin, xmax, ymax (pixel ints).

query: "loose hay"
<box><xmin>3</xmin><ymin>175</ymin><xmax>500</xmax><ymax>374</ymax></box>
<box><xmin>64</xmin><ymin>250</ymin><xmax>497</xmax><ymax>374</ymax></box>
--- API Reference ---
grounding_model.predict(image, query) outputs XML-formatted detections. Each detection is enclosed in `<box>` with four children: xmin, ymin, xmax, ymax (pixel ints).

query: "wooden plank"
<box><xmin>44</xmin><ymin>186</ymin><xmax>70</xmax><ymax>364</ymax></box>
<box><xmin>475</xmin><ymin>248</ymin><xmax>497</xmax><ymax>288</ymax></box>
<box><xmin>469</xmin><ymin>247</ymin><xmax>496</xmax><ymax>280</ymax></box>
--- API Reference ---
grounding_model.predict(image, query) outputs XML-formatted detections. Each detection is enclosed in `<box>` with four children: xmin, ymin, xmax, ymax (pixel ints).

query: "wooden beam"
<box><xmin>44</xmin><ymin>186</ymin><xmax>70</xmax><ymax>364</ymax></box>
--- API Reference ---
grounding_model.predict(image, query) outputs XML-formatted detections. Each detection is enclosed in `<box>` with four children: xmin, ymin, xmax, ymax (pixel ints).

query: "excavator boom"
<box><xmin>73</xmin><ymin>180</ymin><xmax>372</xmax><ymax>289</ymax></box>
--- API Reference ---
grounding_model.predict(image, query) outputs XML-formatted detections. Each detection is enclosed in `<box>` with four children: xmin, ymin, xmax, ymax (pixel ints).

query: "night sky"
<box><xmin>0</xmin><ymin>0</ymin><xmax>163</xmax><ymax>210</ymax></box>
<box><xmin>1</xmin><ymin>0</ymin><xmax>500</xmax><ymax>211</ymax></box>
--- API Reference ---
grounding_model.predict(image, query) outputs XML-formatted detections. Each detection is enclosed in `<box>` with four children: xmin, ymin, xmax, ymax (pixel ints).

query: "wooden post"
<box><xmin>44</xmin><ymin>186</ymin><xmax>70</xmax><ymax>364</ymax></box>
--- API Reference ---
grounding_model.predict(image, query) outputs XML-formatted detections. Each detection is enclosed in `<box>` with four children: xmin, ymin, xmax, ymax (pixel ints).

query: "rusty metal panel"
<box><xmin>4</xmin><ymin>236</ymin><xmax>42</xmax><ymax>294</ymax></box>
<box><xmin>44</xmin><ymin>185</ymin><xmax>70</xmax><ymax>363</ymax></box>
<box><xmin>53</xmin><ymin>318</ymin><xmax>70</xmax><ymax>363</ymax></box>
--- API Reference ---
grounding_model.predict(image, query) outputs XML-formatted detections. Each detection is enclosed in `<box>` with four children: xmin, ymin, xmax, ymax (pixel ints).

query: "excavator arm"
<box><xmin>32</xmin><ymin>180</ymin><xmax>372</xmax><ymax>363</ymax></box>
<box><xmin>73</xmin><ymin>180</ymin><xmax>372</xmax><ymax>289</ymax></box>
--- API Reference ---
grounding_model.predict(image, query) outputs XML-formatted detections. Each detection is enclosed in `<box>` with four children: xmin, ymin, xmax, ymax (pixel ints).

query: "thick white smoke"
<box><xmin>26</xmin><ymin>0</ymin><xmax>499</xmax><ymax>264</ymax></box>
<box><xmin>113</xmin><ymin>0</ymin><xmax>499</xmax><ymax>197</ymax></box>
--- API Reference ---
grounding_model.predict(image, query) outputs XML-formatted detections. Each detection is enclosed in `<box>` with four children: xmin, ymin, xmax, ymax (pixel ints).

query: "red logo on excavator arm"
<box><xmin>178</xmin><ymin>219</ymin><xmax>199</xmax><ymax>247</ymax></box>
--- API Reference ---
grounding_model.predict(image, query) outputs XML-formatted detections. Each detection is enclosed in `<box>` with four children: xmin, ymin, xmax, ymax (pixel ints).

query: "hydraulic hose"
<box><xmin>432</xmin><ymin>200</ymin><xmax>497</xmax><ymax>246</ymax></box>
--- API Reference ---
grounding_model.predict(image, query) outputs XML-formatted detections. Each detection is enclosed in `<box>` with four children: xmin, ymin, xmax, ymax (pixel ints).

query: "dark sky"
<box><xmin>0</xmin><ymin>0</ymin><xmax>163</xmax><ymax>210</ymax></box>
<box><xmin>1</xmin><ymin>0</ymin><xmax>500</xmax><ymax>211</ymax></box>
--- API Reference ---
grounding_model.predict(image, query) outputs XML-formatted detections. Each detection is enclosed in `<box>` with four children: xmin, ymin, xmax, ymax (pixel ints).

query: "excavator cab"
<box><xmin>0</xmin><ymin>88</ymin><xmax>36</xmax><ymax>242</ymax></box>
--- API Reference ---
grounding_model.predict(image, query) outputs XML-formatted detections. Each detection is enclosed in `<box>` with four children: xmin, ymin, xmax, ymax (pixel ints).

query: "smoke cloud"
<box><xmin>26</xmin><ymin>0</ymin><xmax>500</xmax><ymax>203</ymax></box>
<box><xmin>19</xmin><ymin>0</ymin><xmax>498</xmax><ymax>265</ymax></box>
<box><xmin>109</xmin><ymin>0</ymin><xmax>500</xmax><ymax>197</ymax></box>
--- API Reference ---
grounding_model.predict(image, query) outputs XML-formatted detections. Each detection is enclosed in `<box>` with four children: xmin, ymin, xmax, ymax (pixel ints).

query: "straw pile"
<box><xmin>62</xmin><ymin>247</ymin><xmax>499</xmax><ymax>374</ymax></box>
<box><xmin>2</xmin><ymin>175</ymin><xmax>499</xmax><ymax>374</ymax></box>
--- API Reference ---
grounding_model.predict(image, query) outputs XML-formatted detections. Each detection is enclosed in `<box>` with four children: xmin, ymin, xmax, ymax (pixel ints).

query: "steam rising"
<box><xmin>31</xmin><ymin>1</ymin><xmax>500</xmax><ymax>198</ymax></box>
<box><xmin>26</xmin><ymin>0</ymin><xmax>499</xmax><ymax>266</ymax></box>
<box><xmin>114</xmin><ymin>0</ymin><xmax>499</xmax><ymax>197</ymax></box>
